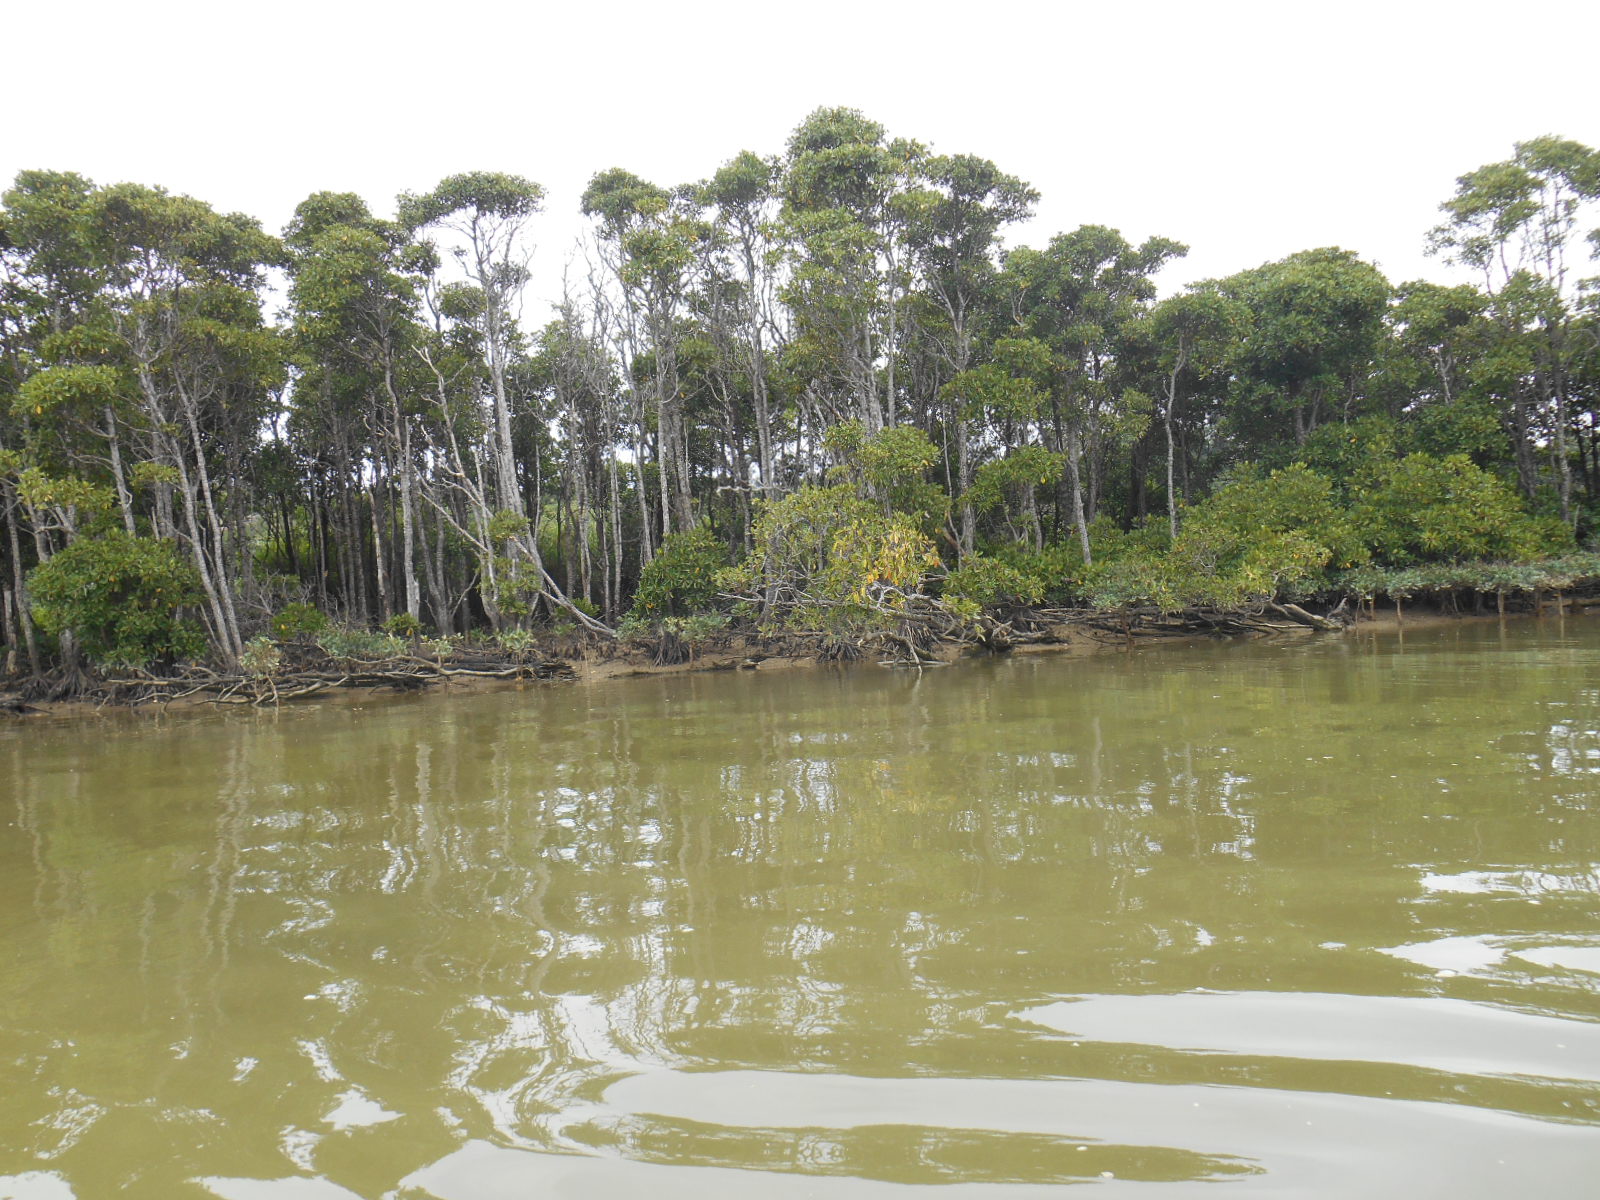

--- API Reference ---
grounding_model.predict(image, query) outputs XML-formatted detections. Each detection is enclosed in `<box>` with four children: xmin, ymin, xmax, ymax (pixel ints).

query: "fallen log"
<box><xmin>1269</xmin><ymin>602</ymin><xmax>1344</xmax><ymax>631</ymax></box>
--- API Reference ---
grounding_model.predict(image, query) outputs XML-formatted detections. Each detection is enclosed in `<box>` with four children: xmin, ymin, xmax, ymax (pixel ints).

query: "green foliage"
<box><xmin>240</xmin><ymin>636</ymin><xmax>282</xmax><ymax>678</ymax></box>
<box><xmin>727</xmin><ymin>483</ymin><xmax>876</xmax><ymax>595</ymax></box>
<box><xmin>15</xmin><ymin>364</ymin><xmax>126</xmax><ymax>419</ymax></box>
<box><xmin>988</xmin><ymin>542</ymin><xmax>1091</xmax><ymax>603</ymax></box>
<box><xmin>272</xmin><ymin>602</ymin><xmax>330</xmax><ymax>640</ymax></box>
<box><xmin>383</xmin><ymin>612</ymin><xmax>422</xmax><ymax>638</ymax></box>
<box><xmin>317</xmin><ymin>627</ymin><xmax>405</xmax><ymax>661</ymax></box>
<box><xmin>822</xmin><ymin>512</ymin><xmax>943</xmax><ymax>603</ymax></box>
<box><xmin>942</xmin><ymin>360</ymin><xmax>1045</xmax><ymax>424</ymax></box>
<box><xmin>27</xmin><ymin>533</ymin><xmax>205</xmax><ymax>669</ymax></box>
<box><xmin>1290</xmin><ymin>416</ymin><xmax>1401</xmax><ymax>480</ymax></box>
<box><xmin>1335</xmin><ymin>553</ymin><xmax>1600</xmax><ymax>601</ymax></box>
<box><xmin>486</xmin><ymin>509</ymin><xmax>530</xmax><ymax>545</ymax></box>
<box><xmin>487</xmin><ymin>554</ymin><xmax>541</xmax><ymax>619</ymax></box>
<box><xmin>497</xmin><ymin>628</ymin><xmax>536</xmax><ymax>657</ymax></box>
<box><xmin>1193</xmin><ymin>464</ymin><xmax>1367</xmax><ymax>569</ymax></box>
<box><xmin>129</xmin><ymin>461</ymin><xmax>181</xmax><ymax>491</ymax></box>
<box><xmin>424</xmin><ymin>635</ymin><xmax>459</xmax><ymax>660</ymax></box>
<box><xmin>397</xmin><ymin>172</ymin><xmax>545</xmax><ymax>232</ymax></box>
<box><xmin>942</xmin><ymin>553</ymin><xmax>1047</xmax><ymax>608</ymax></box>
<box><xmin>1408</xmin><ymin>394</ymin><xmax>1506</xmax><ymax>462</ymax></box>
<box><xmin>1078</xmin><ymin>450</ymin><xmax>1571</xmax><ymax>611</ymax></box>
<box><xmin>618</xmin><ymin>611</ymin><xmax>730</xmax><ymax>666</ymax></box>
<box><xmin>1084</xmin><ymin>466</ymin><xmax>1357</xmax><ymax>610</ymax></box>
<box><xmin>1350</xmin><ymin>453</ymin><xmax>1571</xmax><ymax>564</ymax></box>
<box><xmin>725</xmin><ymin>483</ymin><xmax>943</xmax><ymax>630</ymax></box>
<box><xmin>966</xmin><ymin>446</ymin><xmax>1066</xmax><ymax>519</ymax></box>
<box><xmin>825</xmin><ymin>422</ymin><xmax>948</xmax><ymax>525</ymax></box>
<box><xmin>17</xmin><ymin>468</ymin><xmax>115</xmax><ymax>518</ymax></box>
<box><xmin>631</xmin><ymin>525</ymin><xmax>729</xmax><ymax>617</ymax></box>
<box><xmin>1226</xmin><ymin>248</ymin><xmax>1391</xmax><ymax>394</ymax></box>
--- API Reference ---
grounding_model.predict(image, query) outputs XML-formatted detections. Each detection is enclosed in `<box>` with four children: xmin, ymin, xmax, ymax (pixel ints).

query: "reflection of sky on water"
<box><xmin>4</xmin><ymin>622</ymin><xmax>1600</xmax><ymax>1196</ymax></box>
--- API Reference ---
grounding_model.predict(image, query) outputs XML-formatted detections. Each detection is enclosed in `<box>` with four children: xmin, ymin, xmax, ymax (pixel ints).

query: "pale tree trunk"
<box><xmin>4</xmin><ymin>481</ymin><xmax>41</xmax><ymax>675</ymax></box>
<box><xmin>883</xmin><ymin>249</ymin><xmax>898</xmax><ymax>429</ymax></box>
<box><xmin>483</xmin><ymin>293</ymin><xmax>521</xmax><ymax>518</ymax></box>
<box><xmin>608</xmin><ymin>453</ymin><xmax>623</xmax><ymax>620</ymax></box>
<box><xmin>400</xmin><ymin>426</ymin><xmax>420</xmax><ymax>622</ymax></box>
<box><xmin>1066</xmin><ymin>427</ymin><xmax>1092</xmax><ymax>567</ymax></box>
<box><xmin>180</xmin><ymin>395</ymin><xmax>242</xmax><ymax>661</ymax></box>
<box><xmin>1165</xmin><ymin>400</ymin><xmax>1179</xmax><ymax>543</ymax></box>
<box><xmin>104</xmin><ymin>407</ymin><xmax>136</xmax><ymax>535</ymax></box>
<box><xmin>1164</xmin><ymin>346</ymin><xmax>1188</xmax><ymax>542</ymax></box>
<box><xmin>956</xmin><ymin>419</ymin><xmax>975</xmax><ymax>558</ymax></box>
<box><xmin>654</xmin><ymin>415</ymin><xmax>673</xmax><ymax>544</ymax></box>
<box><xmin>152</xmin><ymin>476</ymin><xmax>175</xmax><ymax>540</ymax></box>
<box><xmin>369</xmin><ymin>469</ymin><xmax>391</xmax><ymax>623</ymax></box>
<box><xmin>136</xmin><ymin>364</ymin><xmax>237</xmax><ymax>662</ymax></box>
<box><xmin>383</xmin><ymin>363</ymin><xmax>421</xmax><ymax>622</ymax></box>
<box><xmin>736</xmin><ymin>231</ymin><xmax>779</xmax><ymax>500</ymax></box>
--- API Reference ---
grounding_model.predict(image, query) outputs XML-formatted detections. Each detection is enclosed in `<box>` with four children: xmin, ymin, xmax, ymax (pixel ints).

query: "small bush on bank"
<box><xmin>631</xmin><ymin>525</ymin><xmax>729</xmax><ymax>618</ymax></box>
<box><xmin>272</xmin><ymin>602</ymin><xmax>330</xmax><ymax>640</ymax></box>
<box><xmin>27</xmin><ymin>532</ymin><xmax>206</xmax><ymax>670</ymax></box>
<box><xmin>316</xmin><ymin>628</ymin><xmax>406</xmax><ymax>661</ymax></box>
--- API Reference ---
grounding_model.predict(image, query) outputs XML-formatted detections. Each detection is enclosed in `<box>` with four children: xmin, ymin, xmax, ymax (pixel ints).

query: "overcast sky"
<box><xmin>9</xmin><ymin>0</ymin><xmax>1598</xmax><ymax>317</ymax></box>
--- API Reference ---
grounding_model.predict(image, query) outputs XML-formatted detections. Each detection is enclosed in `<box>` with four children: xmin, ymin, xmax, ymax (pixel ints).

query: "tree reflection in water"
<box><xmin>3</xmin><ymin>621</ymin><xmax>1600</xmax><ymax>1197</ymax></box>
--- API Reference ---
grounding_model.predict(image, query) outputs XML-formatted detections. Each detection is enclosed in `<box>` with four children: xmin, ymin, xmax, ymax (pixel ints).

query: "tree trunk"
<box><xmin>1066</xmin><ymin>428</ymin><xmax>1092</xmax><ymax>566</ymax></box>
<box><xmin>104</xmin><ymin>407</ymin><xmax>136</xmax><ymax>535</ymax></box>
<box><xmin>4</xmin><ymin>484</ymin><xmax>41</xmax><ymax>675</ymax></box>
<box><xmin>1165</xmin><ymin>382</ymin><xmax>1180</xmax><ymax>542</ymax></box>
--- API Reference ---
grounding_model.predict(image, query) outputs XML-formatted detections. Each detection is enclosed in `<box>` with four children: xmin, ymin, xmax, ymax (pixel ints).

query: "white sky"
<box><xmin>8</xmin><ymin>0</ymin><xmax>1599</xmax><ymax>317</ymax></box>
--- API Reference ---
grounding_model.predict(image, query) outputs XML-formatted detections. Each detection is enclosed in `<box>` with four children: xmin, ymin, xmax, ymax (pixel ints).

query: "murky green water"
<box><xmin>4</xmin><ymin>619</ymin><xmax>1600</xmax><ymax>1198</ymax></box>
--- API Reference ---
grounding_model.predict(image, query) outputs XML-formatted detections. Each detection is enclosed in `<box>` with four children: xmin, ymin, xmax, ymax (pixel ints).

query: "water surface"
<box><xmin>4</xmin><ymin>620</ymin><xmax>1600</xmax><ymax>1197</ymax></box>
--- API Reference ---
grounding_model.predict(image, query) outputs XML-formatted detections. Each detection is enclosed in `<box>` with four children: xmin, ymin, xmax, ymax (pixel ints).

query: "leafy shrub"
<box><xmin>631</xmin><ymin>525</ymin><xmax>728</xmax><ymax>617</ymax></box>
<box><xmin>27</xmin><ymin>532</ymin><xmax>206</xmax><ymax>669</ymax></box>
<box><xmin>942</xmin><ymin>553</ymin><xmax>1047</xmax><ymax>609</ymax></box>
<box><xmin>1083</xmin><ymin>466</ymin><xmax>1354</xmax><ymax>610</ymax></box>
<box><xmin>383</xmin><ymin>612</ymin><xmax>422</xmax><ymax>638</ymax></box>
<box><xmin>317</xmin><ymin>627</ymin><xmax>405</xmax><ymax>661</ymax></box>
<box><xmin>1333</xmin><ymin>552</ymin><xmax>1600</xmax><ymax>601</ymax></box>
<box><xmin>621</xmin><ymin>611</ymin><xmax>730</xmax><ymax>665</ymax></box>
<box><xmin>965</xmin><ymin>446</ymin><xmax>1066</xmax><ymax>515</ymax></box>
<box><xmin>272</xmin><ymin>602</ymin><xmax>330</xmax><ymax>640</ymax></box>
<box><xmin>722</xmin><ymin>483</ymin><xmax>944</xmax><ymax>632</ymax></box>
<box><xmin>821</xmin><ymin>513</ymin><xmax>942</xmax><ymax>603</ymax></box>
<box><xmin>487</xmin><ymin>509</ymin><xmax>531</xmax><ymax>545</ymax></box>
<box><xmin>1350</xmin><ymin>453</ymin><xmax>1571</xmax><ymax>565</ymax></box>
<box><xmin>488</xmin><ymin>555</ymin><xmax>542</xmax><ymax>618</ymax></box>
<box><xmin>240</xmin><ymin>635</ymin><xmax>282</xmax><ymax>678</ymax></box>
<box><xmin>498</xmin><ymin>628</ymin><xmax>536</xmax><ymax>656</ymax></box>
<box><xmin>825</xmin><ymin>421</ymin><xmax>948</xmax><ymax>527</ymax></box>
<box><xmin>723</xmin><ymin>483</ymin><xmax>875</xmax><ymax>600</ymax></box>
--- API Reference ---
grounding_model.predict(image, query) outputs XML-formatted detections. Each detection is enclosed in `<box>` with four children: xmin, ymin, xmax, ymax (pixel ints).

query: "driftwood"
<box><xmin>1</xmin><ymin>692</ymin><xmax>40</xmax><ymax>716</ymax></box>
<box><xmin>1269</xmin><ymin>602</ymin><xmax>1345</xmax><ymax>631</ymax></box>
<box><xmin>1005</xmin><ymin>601</ymin><xmax>1348</xmax><ymax>644</ymax></box>
<box><xmin>72</xmin><ymin>653</ymin><xmax>576</xmax><ymax>709</ymax></box>
<box><xmin>3</xmin><ymin>593</ymin><xmax>1359</xmax><ymax>713</ymax></box>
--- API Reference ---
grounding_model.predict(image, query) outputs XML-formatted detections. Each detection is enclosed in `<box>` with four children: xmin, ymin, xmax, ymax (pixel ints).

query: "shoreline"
<box><xmin>5</xmin><ymin>601</ymin><xmax>1590</xmax><ymax>724</ymax></box>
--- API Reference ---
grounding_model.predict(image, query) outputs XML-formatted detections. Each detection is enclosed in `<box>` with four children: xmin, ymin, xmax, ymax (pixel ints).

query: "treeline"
<box><xmin>2</xmin><ymin>111</ymin><xmax>1598</xmax><ymax>674</ymax></box>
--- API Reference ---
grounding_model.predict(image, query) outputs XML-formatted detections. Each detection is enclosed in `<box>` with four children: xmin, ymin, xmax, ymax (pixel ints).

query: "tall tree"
<box><xmin>1133</xmin><ymin>288</ymin><xmax>1246</xmax><ymax>538</ymax></box>
<box><xmin>1429</xmin><ymin>136</ymin><xmax>1600</xmax><ymax>521</ymax></box>
<box><xmin>900</xmin><ymin>153</ymin><xmax>1037</xmax><ymax>555</ymax></box>
<box><xmin>286</xmin><ymin>192</ymin><xmax>428</xmax><ymax>622</ymax></box>
<box><xmin>1220</xmin><ymin>247</ymin><xmax>1390</xmax><ymax>453</ymax></box>
<box><xmin>1002</xmin><ymin>226</ymin><xmax>1185</xmax><ymax>561</ymax></box>
<box><xmin>781</xmin><ymin>107</ymin><xmax>919</xmax><ymax>436</ymax></box>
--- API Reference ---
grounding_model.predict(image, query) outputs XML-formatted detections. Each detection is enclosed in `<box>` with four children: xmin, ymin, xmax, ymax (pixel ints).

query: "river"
<box><xmin>3</xmin><ymin>618</ymin><xmax>1599</xmax><ymax>1197</ymax></box>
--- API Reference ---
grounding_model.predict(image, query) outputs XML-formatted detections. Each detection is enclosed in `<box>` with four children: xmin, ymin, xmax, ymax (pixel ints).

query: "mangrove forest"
<box><xmin>3</xmin><ymin>112</ymin><xmax>1600</xmax><ymax>695</ymax></box>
